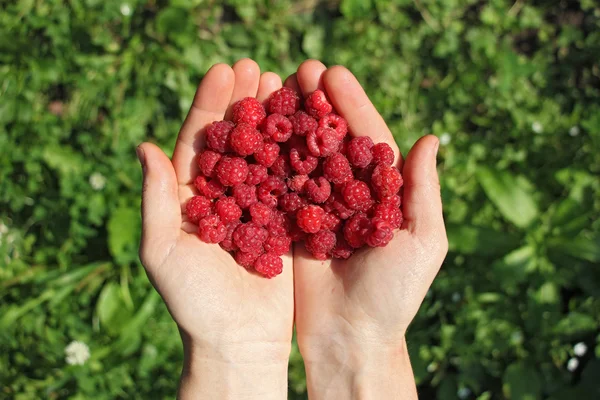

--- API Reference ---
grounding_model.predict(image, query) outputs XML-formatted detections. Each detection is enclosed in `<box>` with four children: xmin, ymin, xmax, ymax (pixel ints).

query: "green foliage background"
<box><xmin>1</xmin><ymin>0</ymin><xmax>599</xmax><ymax>398</ymax></box>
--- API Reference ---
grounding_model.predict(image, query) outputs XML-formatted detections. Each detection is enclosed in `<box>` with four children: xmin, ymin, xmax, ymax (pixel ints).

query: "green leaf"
<box><xmin>548</xmin><ymin>234</ymin><xmax>600</xmax><ymax>262</ymax></box>
<box><xmin>302</xmin><ymin>26</ymin><xmax>325</xmax><ymax>59</ymax></box>
<box><xmin>107</xmin><ymin>206</ymin><xmax>141</xmax><ymax>264</ymax></box>
<box><xmin>340</xmin><ymin>0</ymin><xmax>373</xmax><ymax>18</ymax></box>
<box><xmin>502</xmin><ymin>363</ymin><xmax>542</xmax><ymax>400</ymax></box>
<box><xmin>96</xmin><ymin>282</ymin><xmax>133</xmax><ymax>335</ymax></box>
<box><xmin>493</xmin><ymin>245</ymin><xmax>535</xmax><ymax>285</ymax></box>
<box><xmin>554</xmin><ymin>312</ymin><xmax>597</xmax><ymax>337</ymax></box>
<box><xmin>447</xmin><ymin>223</ymin><xmax>520</xmax><ymax>255</ymax></box>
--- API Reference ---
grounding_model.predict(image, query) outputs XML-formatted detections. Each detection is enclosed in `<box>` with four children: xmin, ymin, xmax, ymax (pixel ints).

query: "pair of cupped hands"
<box><xmin>137</xmin><ymin>59</ymin><xmax>447</xmax><ymax>399</ymax></box>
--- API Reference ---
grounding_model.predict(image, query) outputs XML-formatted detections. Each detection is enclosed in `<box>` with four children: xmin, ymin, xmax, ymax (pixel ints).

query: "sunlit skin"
<box><xmin>138</xmin><ymin>58</ymin><xmax>447</xmax><ymax>399</ymax></box>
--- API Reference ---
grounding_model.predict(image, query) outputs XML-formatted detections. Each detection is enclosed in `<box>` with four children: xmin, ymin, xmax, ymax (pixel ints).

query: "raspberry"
<box><xmin>268</xmin><ymin>87</ymin><xmax>300</xmax><ymax>116</ymax></box>
<box><xmin>319</xmin><ymin>114</ymin><xmax>348</xmax><ymax>140</ymax></box>
<box><xmin>230</xmin><ymin>123</ymin><xmax>263</xmax><ymax>156</ymax></box>
<box><xmin>371</xmin><ymin>202</ymin><xmax>403</xmax><ymax>229</ymax></box>
<box><xmin>269</xmin><ymin>154</ymin><xmax>291</xmax><ymax>177</ymax></box>
<box><xmin>305</xmin><ymin>230</ymin><xmax>336</xmax><ymax>260</ymax></box>
<box><xmin>267</xmin><ymin>211</ymin><xmax>291</xmax><ymax>237</ymax></box>
<box><xmin>232</xmin><ymin>97</ymin><xmax>266</xmax><ymax>128</ymax></box>
<box><xmin>246</xmin><ymin>164</ymin><xmax>269</xmax><ymax>185</ymax></box>
<box><xmin>306</xmin><ymin>127</ymin><xmax>340</xmax><ymax>157</ymax></box>
<box><xmin>332</xmin><ymin>235</ymin><xmax>354</xmax><ymax>259</ymax></box>
<box><xmin>233</xmin><ymin>222</ymin><xmax>268</xmax><ymax>253</ymax></box>
<box><xmin>235</xmin><ymin>249</ymin><xmax>263</xmax><ymax>269</ymax></box>
<box><xmin>289</xmin><ymin>111</ymin><xmax>318</xmax><ymax>137</ymax></box>
<box><xmin>323</xmin><ymin>153</ymin><xmax>353</xmax><ymax>184</ymax></box>
<box><xmin>254</xmin><ymin>253</ymin><xmax>283</xmax><ymax>278</ymax></box>
<box><xmin>342</xmin><ymin>179</ymin><xmax>374</xmax><ymax>212</ymax></box>
<box><xmin>254</xmin><ymin>141</ymin><xmax>280</xmax><ymax>168</ymax></box>
<box><xmin>371</xmin><ymin>143</ymin><xmax>395</xmax><ymax>166</ymax></box>
<box><xmin>383</xmin><ymin>194</ymin><xmax>402</xmax><ymax>208</ymax></box>
<box><xmin>186</xmin><ymin>195</ymin><xmax>213</xmax><ymax>223</ymax></box>
<box><xmin>232</xmin><ymin>183</ymin><xmax>258</xmax><ymax>209</ymax></box>
<box><xmin>197</xmin><ymin>150</ymin><xmax>221</xmax><ymax>178</ymax></box>
<box><xmin>322</xmin><ymin>212</ymin><xmax>342</xmax><ymax>232</ymax></box>
<box><xmin>289</xmin><ymin>221</ymin><xmax>308</xmax><ymax>242</ymax></box>
<box><xmin>366</xmin><ymin>217</ymin><xmax>394</xmax><ymax>247</ymax></box>
<box><xmin>371</xmin><ymin>164</ymin><xmax>403</xmax><ymax>199</ymax></box>
<box><xmin>220</xmin><ymin>221</ymin><xmax>241</xmax><ymax>252</ymax></box>
<box><xmin>249</xmin><ymin>202</ymin><xmax>273</xmax><ymax>226</ymax></box>
<box><xmin>279</xmin><ymin>192</ymin><xmax>308</xmax><ymax>214</ymax></box>
<box><xmin>305</xmin><ymin>90</ymin><xmax>332</xmax><ymax>119</ymax></box>
<box><xmin>324</xmin><ymin>192</ymin><xmax>355</xmax><ymax>220</ymax></box>
<box><xmin>214</xmin><ymin>196</ymin><xmax>242</xmax><ymax>224</ymax></box>
<box><xmin>346</xmin><ymin>137</ymin><xmax>374</xmax><ymax>168</ymax></box>
<box><xmin>216</xmin><ymin>156</ymin><xmax>249</xmax><ymax>186</ymax></box>
<box><xmin>305</xmin><ymin>177</ymin><xmax>331</xmax><ymax>204</ymax></box>
<box><xmin>343</xmin><ymin>212</ymin><xmax>371</xmax><ymax>248</ymax></box>
<box><xmin>296</xmin><ymin>205</ymin><xmax>325</xmax><ymax>233</ymax></box>
<box><xmin>287</xmin><ymin>174</ymin><xmax>309</xmax><ymax>193</ymax></box>
<box><xmin>194</xmin><ymin>176</ymin><xmax>226</xmax><ymax>199</ymax></box>
<box><xmin>258</xmin><ymin>176</ymin><xmax>288</xmax><ymax>208</ymax></box>
<box><xmin>262</xmin><ymin>114</ymin><xmax>293</xmax><ymax>142</ymax></box>
<box><xmin>206</xmin><ymin>120</ymin><xmax>234</xmax><ymax>153</ymax></box>
<box><xmin>289</xmin><ymin>146</ymin><xmax>318</xmax><ymax>175</ymax></box>
<box><xmin>198</xmin><ymin>215</ymin><xmax>227</xmax><ymax>244</ymax></box>
<box><xmin>263</xmin><ymin>234</ymin><xmax>291</xmax><ymax>256</ymax></box>
<box><xmin>354</xmin><ymin>165</ymin><xmax>375</xmax><ymax>183</ymax></box>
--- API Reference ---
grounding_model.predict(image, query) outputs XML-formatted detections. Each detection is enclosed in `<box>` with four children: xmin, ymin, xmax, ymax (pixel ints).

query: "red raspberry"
<box><xmin>269</xmin><ymin>154</ymin><xmax>291</xmax><ymax>177</ymax></box>
<box><xmin>232</xmin><ymin>97</ymin><xmax>266</xmax><ymax>128</ymax></box>
<box><xmin>197</xmin><ymin>150</ymin><xmax>221</xmax><ymax>178</ymax></box>
<box><xmin>263</xmin><ymin>234</ymin><xmax>291</xmax><ymax>256</ymax></box>
<box><xmin>305</xmin><ymin>230</ymin><xmax>336</xmax><ymax>260</ymax></box>
<box><xmin>287</xmin><ymin>174</ymin><xmax>309</xmax><ymax>193</ymax></box>
<box><xmin>319</xmin><ymin>114</ymin><xmax>348</xmax><ymax>140</ymax></box>
<box><xmin>342</xmin><ymin>179</ymin><xmax>374</xmax><ymax>212</ymax></box>
<box><xmin>267</xmin><ymin>211</ymin><xmax>291</xmax><ymax>237</ymax></box>
<box><xmin>258</xmin><ymin>176</ymin><xmax>288</xmax><ymax>208</ymax></box>
<box><xmin>296</xmin><ymin>205</ymin><xmax>325</xmax><ymax>233</ymax></box>
<box><xmin>194</xmin><ymin>176</ymin><xmax>226</xmax><ymax>199</ymax></box>
<box><xmin>289</xmin><ymin>111</ymin><xmax>318</xmax><ymax>137</ymax></box>
<box><xmin>262</xmin><ymin>114</ymin><xmax>293</xmax><ymax>142</ymax></box>
<box><xmin>268</xmin><ymin>87</ymin><xmax>300</xmax><ymax>116</ymax></box>
<box><xmin>366</xmin><ymin>217</ymin><xmax>394</xmax><ymax>247</ymax></box>
<box><xmin>214</xmin><ymin>196</ymin><xmax>242</xmax><ymax>224</ymax></box>
<box><xmin>230</xmin><ymin>123</ymin><xmax>263</xmax><ymax>156</ymax></box>
<box><xmin>249</xmin><ymin>202</ymin><xmax>273</xmax><ymax>226</ymax></box>
<box><xmin>235</xmin><ymin>249</ymin><xmax>263</xmax><ymax>269</ymax></box>
<box><xmin>383</xmin><ymin>194</ymin><xmax>402</xmax><ymax>208</ymax></box>
<box><xmin>289</xmin><ymin>221</ymin><xmax>308</xmax><ymax>242</ymax></box>
<box><xmin>346</xmin><ymin>137</ymin><xmax>374</xmax><ymax>168</ymax></box>
<box><xmin>323</xmin><ymin>153</ymin><xmax>353</xmax><ymax>184</ymax></box>
<box><xmin>186</xmin><ymin>195</ymin><xmax>213</xmax><ymax>223</ymax></box>
<box><xmin>246</xmin><ymin>164</ymin><xmax>269</xmax><ymax>185</ymax></box>
<box><xmin>254</xmin><ymin>141</ymin><xmax>280</xmax><ymax>168</ymax></box>
<box><xmin>332</xmin><ymin>235</ymin><xmax>354</xmax><ymax>259</ymax></box>
<box><xmin>216</xmin><ymin>156</ymin><xmax>248</xmax><ymax>186</ymax></box>
<box><xmin>371</xmin><ymin>142</ymin><xmax>395</xmax><ymax>166</ymax></box>
<box><xmin>232</xmin><ymin>183</ymin><xmax>258</xmax><ymax>209</ymax></box>
<box><xmin>289</xmin><ymin>146</ymin><xmax>318</xmax><ymax>175</ymax></box>
<box><xmin>233</xmin><ymin>222</ymin><xmax>268</xmax><ymax>253</ymax></box>
<box><xmin>279</xmin><ymin>192</ymin><xmax>308</xmax><ymax>214</ymax></box>
<box><xmin>305</xmin><ymin>177</ymin><xmax>331</xmax><ymax>204</ymax></box>
<box><xmin>371</xmin><ymin>202</ymin><xmax>403</xmax><ymax>229</ymax></box>
<box><xmin>371</xmin><ymin>164</ymin><xmax>403</xmax><ymax>199</ymax></box>
<box><xmin>206</xmin><ymin>120</ymin><xmax>234</xmax><ymax>153</ymax></box>
<box><xmin>322</xmin><ymin>212</ymin><xmax>342</xmax><ymax>232</ymax></box>
<box><xmin>324</xmin><ymin>192</ymin><xmax>355</xmax><ymax>220</ymax></box>
<box><xmin>198</xmin><ymin>215</ymin><xmax>227</xmax><ymax>243</ymax></box>
<box><xmin>306</xmin><ymin>127</ymin><xmax>340</xmax><ymax>157</ymax></box>
<box><xmin>254</xmin><ymin>253</ymin><xmax>283</xmax><ymax>278</ymax></box>
<box><xmin>354</xmin><ymin>165</ymin><xmax>375</xmax><ymax>183</ymax></box>
<box><xmin>305</xmin><ymin>90</ymin><xmax>332</xmax><ymax>119</ymax></box>
<box><xmin>343</xmin><ymin>212</ymin><xmax>371</xmax><ymax>248</ymax></box>
<box><xmin>220</xmin><ymin>221</ymin><xmax>241</xmax><ymax>252</ymax></box>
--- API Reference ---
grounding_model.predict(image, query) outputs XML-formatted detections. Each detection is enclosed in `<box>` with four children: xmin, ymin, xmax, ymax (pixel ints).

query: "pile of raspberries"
<box><xmin>186</xmin><ymin>88</ymin><xmax>403</xmax><ymax>278</ymax></box>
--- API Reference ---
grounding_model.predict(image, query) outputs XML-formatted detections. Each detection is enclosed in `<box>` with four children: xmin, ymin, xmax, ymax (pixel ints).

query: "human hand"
<box><xmin>137</xmin><ymin>59</ymin><xmax>293</xmax><ymax>399</ymax></box>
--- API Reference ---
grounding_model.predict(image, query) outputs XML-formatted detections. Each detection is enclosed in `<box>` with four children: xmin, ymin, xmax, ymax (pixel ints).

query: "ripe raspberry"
<box><xmin>197</xmin><ymin>150</ymin><xmax>221</xmax><ymax>178</ymax></box>
<box><xmin>371</xmin><ymin>142</ymin><xmax>395</xmax><ymax>166</ymax></box>
<box><xmin>342</xmin><ymin>179</ymin><xmax>374</xmax><ymax>212</ymax></box>
<box><xmin>305</xmin><ymin>90</ymin><xmax>332</xmax><ymax>119</ymax></box>
<box><xmin>305</xmin><ymin>230</ymin><xmax>336</xmax><ymax>260</ymax></box>
<box><xmin>232</xmin><ymin>97</ymin><xmax>266</xmax><ymax>128</ymax></box>
<box><xmin>346</xmin><ymin>137</ymin><xmax>374</xmax><ymax>168</ymax></box>
<box><xmin>263</xmin><ymin>234</ymin><xmax>291</xmax><ymax>256</ymax></box>
<box><xmin>267</xmin><ymin>211</ymin><xmax>291</xmax><ymax>237</ymax></box>
<box><xmin>230</xmin><ymin>123</ymin><xmax>262</xmax><ymax>156</ymax></box>
<box><xmin>319</xmin><ymin>114</ymin><xmax>348</xmax><ymax>140</ymax></box>
<box><xmin>296</xmin><ymin>205</ymin><xmax>325</xmax><ymax>233</ymax></box>
<box><xmin>235</xmin><ymin>249</ymin><xmax>263</xmax><ymax>269</ymax></box>
<box><xmin>254</xmin><ymin>253</ymin><xmax>283</xmax><ymax>278</ymax></box>
<box><xmin>354</xmin><ymin>165</ymin><xmax>375</xmax><ymax>183</ymax></box>
<box><xmin>343</xmin><ymin>212</ymin><xmax>371</xmax><ymax>248</ymax></box>
<box><xmin>246</xmin><ymin>164</ymin><xmax>269</xmax><ymax>185</ymax></box>
<box><xmin>214</xmin><ymin>196</ymin><xmax>242</xmax><ymax>224</ymax></box>
<box><xmin>289</xmin><ymin>146</ymin><xmax>318</xmax><ymax>175</ymax></box>
<box><xmin>289</xmin><ymin>221</ymin><xmax>308</xmax><ymax>242</ymax></box>
<box><xmin>186</xmin><ymin>195</ymin><xmax>213</xmax><ymax>223</ymax></box>
<box><xmin>323</xmin><ymin>153</ymin><xmax>353</xmax><ymax>184</ymax></box>
<box><xmin>254</xmin><ymin>141</ymin><xmax>280</xmax><ymax>167</ymax></box>
<box><xmin>268</xmin><ymin>87</ymin><xmax>300</xmax><ymax>116</ymax></box>
<box><xmin>233</xmin><ymin>222</ymin><xmax>268</xmax><ymax>253</ymax></box>
<box><xmin>287</xmin><ymin>174</ymin><xmax>309</xmax><ymax>193</ymax></box>
<box><xmin>332</xmin><ymin>235</ymin><xmax>354</xmax><ymax>259</ymax></box>
<box><xmin>322</xmin><ymin>212</ymin><xmax>342</xmax><ymax>232</ymax></box>
<box><xmin>371</xmin><ymin>164</ymin><xmax>403</xmax><ymax>199</ymax></box>
<box><xmin>269</xmin><ymin>154</ymin><xmax>291</xmax><ymax>177</ymax></box>
<box><xmin>366</xmin><ymin>217</ymin><xmax>394</xmax><ymax>247</ymax></box>
<box><xmin>306</xmin><ymin>127</ymin><xmax>340</xmax><ymax>157</ymax></box>
<box><xmin>279</xmin><ymin>192</ymin><xmax>308</xmax><ymax>214</ymax></box>
<box><xmin>262</xmin><ymin>114</ymin><xmax>293</xmax><ymax>142</ymax></box>
<box><xmin>305</xmin><ymin>177</ymin><xmax>331</xmax><ymax>204</ymax></box>
<box><xmin>383</xmin><ymin>194</ymin><xmax>402</xmax><ymax>208</ymax></box>
<box><xmin>249</xmin><ymin>202</ymin><xmax>273</xmax><ymax>226</ymax></box>
<box><xmin>232</xmin><ymin>183</ymin><xmax>258</xmax><ymax>209</ymax></box>
<box><xmin>324</xmin><ymin>192</ymin><xmax>355</xmax><ymax>220</ymax></box>
<box><xmin>258</xmin><ymin>176</ymin><xmax>288</xmax><ymax>208</ymax></box>
<box><xmin>290</xmin><ymin>111</ymin><xmax>318</xmax><ymax>137</ymax></box>
<box><xmin>371</xmin><ymin>202</ymin><xmax>403</xmax><ymax>229</ymax></box>
<box><xmin>220</xmin><ymin>221</ymin><xmax>241</xmax><ymax>252</ymax></box>
<box><xmin>194</xmin><ymin>176</ymin><xmax>226</xmax><ymax>199</ymax></box>
<box><xmin>206</xmin><ymin>120</ymin><xmax>234</xmax><ymax>153</ymax></box>
<box><xmin>198</xmin><ymin>215</ymin><xmax>227</xmax><ymax>244</ymax></box>
<box><xmin>216</xmin><ymin>156</ymin><xmax>249</xmax><ymax>186</ymax></box>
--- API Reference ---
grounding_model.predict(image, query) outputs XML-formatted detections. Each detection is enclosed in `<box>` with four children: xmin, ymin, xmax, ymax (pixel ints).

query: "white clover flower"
<box><xmin>569</xmin><ymin>126</ymin><xmax>580</xmax><ymax>137</ymax></box>
<box><xmin>573</xmin><ymin>342</ymin><xmax>587</xmax><ymax>357</ymax></box>
<box><xmin>89</xmin><ymin>172</ymin><xmax>106</xmax><ymax>191</ymax></box>
<box><xmin>439</xmin><ymin>132</ymin><xmax>451</xmax><ymax>146</ymax></box>
<box><xmin>567</xmin><ymin>357</ymin><xmax>579</xmax><ymax>372</ymax></box>
<box><xmin>65</xmin><ymin>340</ymin><xmax>90</xmax><ymax>366</ymax></box>
<box><xmin>451</xmin><ymin>292</ymin><xmax>461</xmax><ymax>302</ymax></box>
<box><xmin>457</xmin><ymin>387</ymin><xmax>471</xmax><ymax>399</ymax></box>
<box><xmin>532</xmin><ymin>121</ymin><xmax>543</xmax><ymax>134</ymax></box>
<box><xmin>120</xmin><ymin>4</ymin><xmax>132</xmax><ymax>16</ymax></box>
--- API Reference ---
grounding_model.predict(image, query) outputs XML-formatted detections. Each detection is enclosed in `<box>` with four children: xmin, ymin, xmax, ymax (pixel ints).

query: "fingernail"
<box><xmin>136</xmin><ymin>146</ymin><xmax>146</xmax><ymax>169</ymax></box>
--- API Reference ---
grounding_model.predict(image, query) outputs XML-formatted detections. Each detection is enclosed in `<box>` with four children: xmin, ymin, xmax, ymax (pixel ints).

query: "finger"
<box><xmin>171</xmin><ymin>64</ymin><xmax>235</xmax><ymax>185</ymax></box>
<box><xmin>283</xmin><ymin>73</ymin><xmax>301</xmax><ymax>94</ymax></box>
<box><xmin>225</xmin><ymin>58</ymin><xmax>261</xmax><ymax>118</ymax></box>
<box><xmin>296</xmin><ymin>59</ymin><xmax>327</xmax><ymax>97</ymax></box>
<box><xmin>323</xmin><ymin>66</ymin><xmax>402</xmax><ymax>167</ymax></box>
<box><xmin>256</xmin><ymin>72</ymin><xmax>283</xmax><ymax>103</ymax></box>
